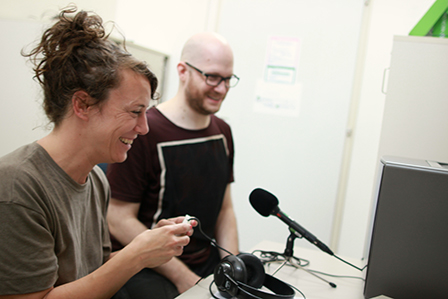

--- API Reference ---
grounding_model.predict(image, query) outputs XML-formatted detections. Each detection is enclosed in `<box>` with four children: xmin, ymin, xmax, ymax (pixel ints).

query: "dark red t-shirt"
<box><xmin>107</xmin><ymin>107</ymin><xmax>234</xmax><ymax>265</ymax></box>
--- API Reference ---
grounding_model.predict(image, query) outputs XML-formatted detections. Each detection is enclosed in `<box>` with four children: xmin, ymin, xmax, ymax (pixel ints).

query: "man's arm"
<box><xmin>107</xmin><ymin>197</ymin><xmax>200</xmax><ymax>294</ymax></box>
<box><xmin>215</xmin><ymin>184</ymin><xmax>239</xmax><ymax>258</ymax></box>
<box><xmin>107</xmin><ymin>197</ymin><xmax>147</xmax><ymax>244</ymax></box>
<box><xmin>153</xmin><ymin>257</ymin><xmax>201</xmax><ymax>294</ymax></box>
<box><xmin>150</xmin><ymin>185</ymin><xmax>239</xmax><ymax>293</ymax></box>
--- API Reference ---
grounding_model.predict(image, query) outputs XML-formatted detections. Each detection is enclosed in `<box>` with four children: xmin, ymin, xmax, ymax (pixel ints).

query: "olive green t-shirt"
<box><xmin>0</xmin><ymin>142</ymin><xmax>111</xmax><ymax>295</ymax></box>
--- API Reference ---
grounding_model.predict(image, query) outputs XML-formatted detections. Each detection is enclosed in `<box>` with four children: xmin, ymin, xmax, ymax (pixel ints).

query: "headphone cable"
<box><xmin>189</xmin><ymin>217</ymin><xmax>234</xmax><ymax>256</ymax></box>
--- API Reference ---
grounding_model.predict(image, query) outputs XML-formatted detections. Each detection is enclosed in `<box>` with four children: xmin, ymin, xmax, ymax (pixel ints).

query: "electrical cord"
<box><xmin>288</xmin><ymin>283</ymin><xmax>307</xmax><ymax>299</ymax></box>
<box><xmin>252</xmin><ymin>249</ymin><xmax>366</xmax><ymax>283</ymax></box>
<box><xmin>306</xmin><ymin>269</ymin><xmax>365</xmax><ymax>281</ymax></box>
<box><xmin>188</xmin><ymin>217</ymin><xmax>234</xmax><ymax>256</ymax></box>
<box><xmin>333</xmin><ymin>254</ymin><xmax>367</xmax><ymax>271</ymax></box>
<box><xmin>251</xmin><ymin>249</ymin><xmax>310</xmax><ymax>267</ymax></box>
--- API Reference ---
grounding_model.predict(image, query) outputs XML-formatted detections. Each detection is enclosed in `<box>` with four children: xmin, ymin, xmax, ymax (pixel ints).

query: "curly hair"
<box><xmin>23</xmin><ymin>7</ymin><xmax>158</xmax><ymax>126</ymax></box>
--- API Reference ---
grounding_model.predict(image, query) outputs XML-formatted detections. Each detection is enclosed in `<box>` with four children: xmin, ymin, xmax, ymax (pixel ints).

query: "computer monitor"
<box><xmin>364</xmin><ymin>156</ymin><xmax>448</xmax><ymax>299</ymax></box>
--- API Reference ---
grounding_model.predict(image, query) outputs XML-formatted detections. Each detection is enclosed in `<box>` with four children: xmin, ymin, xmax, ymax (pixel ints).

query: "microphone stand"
<box><xmin>264</xmin><ymin>230</ymin><xmax>337</xmax><ymax>288</ymax></box>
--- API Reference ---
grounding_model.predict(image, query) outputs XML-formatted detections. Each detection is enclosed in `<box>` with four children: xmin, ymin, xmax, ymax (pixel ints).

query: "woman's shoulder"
<box><xmin>0</xmin><ymin>143</ymin><xmax>53</xmax><ymax>212</ymax></box>
<box><xmin>0</xmin><ymin>142</ymin><xmax>42</xmax><ymax>178</ymax></box>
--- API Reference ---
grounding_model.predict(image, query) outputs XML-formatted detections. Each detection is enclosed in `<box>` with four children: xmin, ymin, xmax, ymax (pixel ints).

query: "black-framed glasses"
<box><xmin>185</xmin><ymin>62</ymin><xmax>239</xmax><ymax>88</ymax></box>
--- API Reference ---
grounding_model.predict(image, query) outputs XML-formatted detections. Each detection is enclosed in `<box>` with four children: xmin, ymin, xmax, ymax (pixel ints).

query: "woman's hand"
<box><xmin>125</xmin><ymin>222</ymin><xmax>192</xmax><ymax>269</ymax></box>
<box><xmin>155</xmin><ymin>216</ymin><xmax>197</xmax><ymax>237</ymax></box>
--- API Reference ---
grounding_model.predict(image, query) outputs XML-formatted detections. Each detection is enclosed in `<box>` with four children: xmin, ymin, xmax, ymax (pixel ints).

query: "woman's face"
<box><xmin>89</xmin><ymin>69</ymin><xmax>151</xmax><ymax>164</ymax></box>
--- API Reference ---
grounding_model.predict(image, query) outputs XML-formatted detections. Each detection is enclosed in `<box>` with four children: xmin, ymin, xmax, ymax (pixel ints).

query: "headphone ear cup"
<box><xmin>214</xmin><ymin>255</ymin><xmax>247</xmax><ymax>297</ymax></box>
<box><xmin>237</xmin><ymin>253</ymin><xmax>265</xmax><ymax>289</ymax></box>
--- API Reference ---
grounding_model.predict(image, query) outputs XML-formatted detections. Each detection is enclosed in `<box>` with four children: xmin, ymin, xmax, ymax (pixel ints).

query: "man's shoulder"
<box><xmin>145</xmin><ymin>106</ymin><xmax>175</xmax><ymax>128</ymax></box>
<box><xmin>146</xmin><ymin>106</ymin><xmax>163</xmax><ymax>119</ymax></box>
<box><xmin>211</xmin><ymin>114</ymin><xmax>232</xmax><ymax>132</ymax></box>
<box><xmin>211</xmin><ymin>113</ymin><xmax>228</xmax><ymax>123</ymax></box>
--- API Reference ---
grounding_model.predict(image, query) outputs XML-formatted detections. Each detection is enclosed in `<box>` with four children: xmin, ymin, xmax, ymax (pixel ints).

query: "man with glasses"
<box><xmin>107</xmin><ymin>32</ymin><xmax>240</xmax><ymax>299</ymax></box>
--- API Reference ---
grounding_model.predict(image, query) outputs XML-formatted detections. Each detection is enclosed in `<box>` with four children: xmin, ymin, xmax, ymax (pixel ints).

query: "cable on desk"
<box><xmin>287</xmin><ymin>283</ymin><xmax>307</xmax><ymax>299</ymax></box>
<box><xmin>333</xmin><ymin>254</ymin><xmax>368</xmax><ymax>271</ymax></box>
<box><xmin>251</xmin><ymin>249</ymin><xmax>366</xmax><ymax>285</ymax></box>
<box><xmin>251</xmin><ymin>249</ymin><xmax>310</xmax><ymax>267</ymax></box>
<box><xmin>195</xmin><ymin>276</ymin><xmax>205</xmax><ymax>285</ymax></box>
<box><xmin>306</xmin><ymin>269</ymin><xmax>365</xmax><ymax>282</ymax></box>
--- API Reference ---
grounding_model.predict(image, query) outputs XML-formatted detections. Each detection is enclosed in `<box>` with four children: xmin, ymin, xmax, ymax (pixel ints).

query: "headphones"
<box><xmin>213</xmin><ymin>253</ymin><xmax>295</xmax><ymax>299</ymax></box>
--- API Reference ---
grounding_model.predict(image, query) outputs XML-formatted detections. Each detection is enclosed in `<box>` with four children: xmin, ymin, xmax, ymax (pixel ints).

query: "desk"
<box><xmin>177</xmin><ymin>240</ymin><xmax>366</xmax><ymax>299</ymax></box>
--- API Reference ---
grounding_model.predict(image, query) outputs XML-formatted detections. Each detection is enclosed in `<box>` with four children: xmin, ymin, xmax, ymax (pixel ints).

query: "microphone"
<box><xmin>249</xmin><ymin>188</ymin><xmax>334</xmax><ymax>256</ymax></box>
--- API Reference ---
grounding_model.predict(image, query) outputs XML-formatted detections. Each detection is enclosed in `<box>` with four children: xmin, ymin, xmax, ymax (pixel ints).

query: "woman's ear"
<box><xmin>72</xmin><ymin>90</ymin><xmax>93</xmax><ymax>121</ymax></box>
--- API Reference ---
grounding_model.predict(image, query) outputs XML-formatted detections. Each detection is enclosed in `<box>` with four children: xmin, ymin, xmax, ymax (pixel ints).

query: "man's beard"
<box><xmin>185</xmin><ymin>85</ymin><xmax>220</xmax><ymax>115</ymax></box>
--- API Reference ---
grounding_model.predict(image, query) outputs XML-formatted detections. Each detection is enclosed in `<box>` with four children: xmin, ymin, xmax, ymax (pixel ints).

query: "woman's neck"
<box><xmin>37</xmin><ymin>129</ymin><xmax>93</xmax><ymax>184</ymax></box>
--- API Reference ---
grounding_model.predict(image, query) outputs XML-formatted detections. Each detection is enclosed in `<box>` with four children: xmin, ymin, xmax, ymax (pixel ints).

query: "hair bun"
<box><xmin>23</xmin><ymin>6</ymin><xmax>158</xmax><ymax>126</ymax></box>
<box><xmin>49</xmin><ymin>8</ymin><xmax>105</xmax><ymax>54</ymax></box>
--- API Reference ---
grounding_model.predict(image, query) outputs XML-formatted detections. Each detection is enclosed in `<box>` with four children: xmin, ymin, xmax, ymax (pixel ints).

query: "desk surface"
<box><xmin>177</xmin><ymin>240</ymin><xmax>366</xmax><ymax>299</ymax></box>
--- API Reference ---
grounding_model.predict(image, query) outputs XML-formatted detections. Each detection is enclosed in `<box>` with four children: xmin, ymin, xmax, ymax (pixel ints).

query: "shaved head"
<box><xmin>173</xmin><ymin>32</ymin><xmax>236</xmax><ymax>117</ymax></box>
<box><xmin>180</xmin><ymin>32</ymin><xmax>234</xmax><ymax>67</ymax></box>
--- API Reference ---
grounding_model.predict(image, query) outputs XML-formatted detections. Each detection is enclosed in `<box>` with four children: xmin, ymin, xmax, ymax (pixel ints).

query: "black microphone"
<box><xmin>249</xmin><ymin>188</ymin><xmax>334</xmax><ymax>256</ymax></box>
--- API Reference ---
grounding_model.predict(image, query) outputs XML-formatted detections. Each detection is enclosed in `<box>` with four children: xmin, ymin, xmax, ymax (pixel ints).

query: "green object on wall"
<box><xmin>430</xmin><ymin>8</ymin><xmax>448</xmax><ymax>37</ymax></box>
<box><xmin>409</xmin><ymin>0</ymin><xmax>448</xmax><ymax>37</ymax></box>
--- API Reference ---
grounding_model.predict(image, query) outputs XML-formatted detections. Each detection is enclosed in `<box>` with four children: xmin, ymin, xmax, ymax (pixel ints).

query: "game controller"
<box><xmin>182</xmin><ymin>214</ymin><xmax>195</xmax><ymax>224</ymax></box>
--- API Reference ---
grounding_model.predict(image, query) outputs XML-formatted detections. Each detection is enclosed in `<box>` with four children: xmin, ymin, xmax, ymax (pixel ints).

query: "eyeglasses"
<box><xmin>185</xmin><ymin>62</ymin><xmax>239</xmax><ymax>88</ymax></box>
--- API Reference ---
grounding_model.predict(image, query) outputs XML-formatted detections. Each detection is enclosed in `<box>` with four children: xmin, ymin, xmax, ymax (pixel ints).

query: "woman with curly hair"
<box><xmin>0</xmin><ymin>7</ymin><xmax>194</xmax><ymax>299</ymax></box>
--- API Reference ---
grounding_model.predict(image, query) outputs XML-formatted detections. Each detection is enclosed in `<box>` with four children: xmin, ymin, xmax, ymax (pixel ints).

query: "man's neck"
<box><xmin>157</xmin><ymin>96</ymin><xmax>211</xmax><ymax>130</ymax></box>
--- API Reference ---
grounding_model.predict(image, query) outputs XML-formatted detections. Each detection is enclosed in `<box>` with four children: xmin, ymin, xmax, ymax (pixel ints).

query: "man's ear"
<box><xmin>72</xmin><ymin>90</ymin><xmax>93</xmax><ymax>121</ymax></box>
<box><xmin>177</xmin><ymin>62</ymin><xmax>189</xmax><ymax>82</ymax></box>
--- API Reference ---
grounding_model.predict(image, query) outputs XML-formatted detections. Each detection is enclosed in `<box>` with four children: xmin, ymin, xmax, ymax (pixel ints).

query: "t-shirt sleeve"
<box><xmin>0</xmin><ymin>202</ymin><xmax>58</xmax><ymax>295</ymax></box>
<box><xmin>227</xmin><ymin>126</ymin><xmax>235</xmax><ymax>183</ymax></box>
<box><xmin>91</xmin><ymin>166</ymin><xmax>112</xmax><ymax>263</ymax></box>
<box><xmin>216</xmin><ymin>116</ymin><xmax>235</xmax><ymax>183</ymax></box>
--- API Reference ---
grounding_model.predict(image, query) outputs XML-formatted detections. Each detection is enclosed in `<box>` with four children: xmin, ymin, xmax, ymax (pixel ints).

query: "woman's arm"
<box><xmin>0</xmin><ymin>223</ymin><xmax>192</xmax><ymax>299</ymax></box>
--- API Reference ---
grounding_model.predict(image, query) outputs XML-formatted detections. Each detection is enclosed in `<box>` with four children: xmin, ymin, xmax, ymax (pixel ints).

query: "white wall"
<box><xmin>0</xmin><ymin>0</ymin><xmax>115</xmax><ymax>22</ymax></box>
<box><xmin>0</xmin><ymin>0</ymin><xmax>116</xmax><ymax>158</ymax></box>
<box><xmin>0</xmin><ymin>0</ymin><xmax>440</xmax><ymax>259</ymax></box>
<box><xmin>339</xmin><ymin>0</ymin><xmax>435</xmax><ymax>258</ymax></box>
<box><xmin>0</xmin><ymin>19</ymin><xmax>47</xmax><ymax>157</ymax></box>
<box><xmin>114</xmin><ymin>0</ymin><xmax>219</xmax><ymax>102</ymax></box>
<box><xmin>214</xmin><ymin>0</ymin><xmax>363</xmax><ymax>254</ymax></box>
